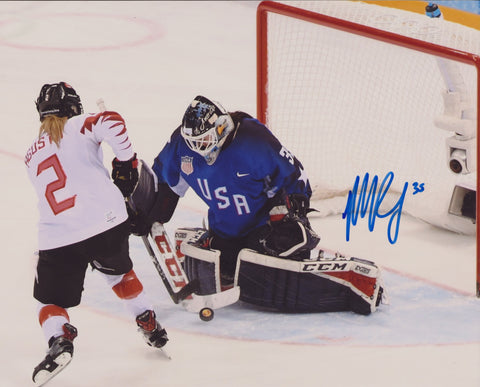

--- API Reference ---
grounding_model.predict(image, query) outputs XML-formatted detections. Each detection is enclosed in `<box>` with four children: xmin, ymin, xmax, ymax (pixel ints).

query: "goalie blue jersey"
<box><xmin>152</xmin><ymin>116</ymin><xmax>311</xmax><ymax>239</ymax></box>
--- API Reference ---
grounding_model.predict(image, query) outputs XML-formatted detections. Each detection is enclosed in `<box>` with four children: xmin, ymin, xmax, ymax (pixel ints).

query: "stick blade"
<box><xmin>172</xmin><ymin>278</ymin><xmax>200</xmax><ymax>303</ymax></box>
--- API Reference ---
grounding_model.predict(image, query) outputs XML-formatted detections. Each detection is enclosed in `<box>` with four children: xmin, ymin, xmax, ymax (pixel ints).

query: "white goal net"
<box><xmin>257</xmin><ymin>1</ymin><xmax>479</xmax><ymax>236</ymax></box>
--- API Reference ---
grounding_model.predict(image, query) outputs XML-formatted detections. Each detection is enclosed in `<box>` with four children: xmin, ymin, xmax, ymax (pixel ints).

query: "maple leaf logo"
<box><xmin>80</xmin><ymin>111</ymin><xmax>125</xmax><ymax>134</ymax></box>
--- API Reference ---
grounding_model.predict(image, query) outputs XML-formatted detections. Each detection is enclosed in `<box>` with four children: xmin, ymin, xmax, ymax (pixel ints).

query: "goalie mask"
<box><xmin>36</xmin><ymin>82</ymin><xmax>84</xmax><ymax>121</ymax></box>
<box><xmin>181</xmin><ymin>95</ymin><xmax>234</xmax><ymax>165</ymax></box>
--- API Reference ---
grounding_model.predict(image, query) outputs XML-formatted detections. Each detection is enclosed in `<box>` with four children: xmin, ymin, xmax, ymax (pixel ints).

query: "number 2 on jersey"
<box><xmin>37</xmin><ymin>154</ymin><xmax>76</xmax><ymax>215</ymax></box>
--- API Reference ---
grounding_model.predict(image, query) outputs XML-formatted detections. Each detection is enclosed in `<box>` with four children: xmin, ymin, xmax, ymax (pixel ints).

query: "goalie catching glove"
<box><xmin>112</xmin><ymin>153</ymin><xmax>139</xmax><ymax>197</ymax></box>
<box><xmin>261</xmin><ymin>193</ymin><xmax>320</xmax><ymax>260</ymax></box>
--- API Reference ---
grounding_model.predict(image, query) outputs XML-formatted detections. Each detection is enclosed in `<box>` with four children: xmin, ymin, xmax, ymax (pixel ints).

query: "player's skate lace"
<box><xmin>32</xmin><ymin>323</ymin><xmax>78</xmax><ymax>384</ymax></box>
<box><xmin>136</xmin><ymin>310</ymin><xmax>168</xmax><ymax>348</ymax></box>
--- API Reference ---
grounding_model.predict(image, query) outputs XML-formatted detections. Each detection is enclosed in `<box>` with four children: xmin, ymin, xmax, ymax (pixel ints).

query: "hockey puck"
<box><xmin>199</xmin><ymin>307</ymin><xmax>214</xmax><ymax>321</ymax></box>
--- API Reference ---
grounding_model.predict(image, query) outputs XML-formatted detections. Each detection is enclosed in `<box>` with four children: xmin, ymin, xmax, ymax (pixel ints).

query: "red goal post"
<box><xmin>256</xmin><ymin>1</ymin><xmax>480</xmax><ymax>296</ymax></box>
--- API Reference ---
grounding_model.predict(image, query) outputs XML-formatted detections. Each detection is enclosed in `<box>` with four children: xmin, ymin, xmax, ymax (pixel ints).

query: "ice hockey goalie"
<box><xmin>129</xmin><ymin>159</ymin><xmax>386</xmax><ymax>316</ymax></box>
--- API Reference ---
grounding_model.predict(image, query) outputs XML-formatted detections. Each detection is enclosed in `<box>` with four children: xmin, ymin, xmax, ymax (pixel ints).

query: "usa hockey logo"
<box><xmin>181</xmin><ymin>156</ymin><xmax>194</xmax><ymax>175</ymax></box>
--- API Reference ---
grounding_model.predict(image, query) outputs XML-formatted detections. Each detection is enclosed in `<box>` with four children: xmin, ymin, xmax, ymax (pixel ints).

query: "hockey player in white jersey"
<box><xmin>26</xmin><ymin>82</ymin><xmax>168</xmax><ymax>386</ymax></box>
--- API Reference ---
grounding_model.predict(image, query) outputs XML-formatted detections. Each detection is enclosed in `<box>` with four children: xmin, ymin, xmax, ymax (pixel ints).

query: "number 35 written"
<box><xmin>37</xmin><ymin>154</ymin><xmax>76</xmax><ymax>215</ymax></box>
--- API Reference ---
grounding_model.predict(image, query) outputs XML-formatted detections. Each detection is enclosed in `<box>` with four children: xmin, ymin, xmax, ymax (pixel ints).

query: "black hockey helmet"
<box><xmin>35</xmin><ymin>82</ymin><xmax>83</xmax><ymax>121</ymax></box>
<box><xmin>181</xmin><ymin>95</ymin><xmax>234</xmax><ymax>165</ymax></box>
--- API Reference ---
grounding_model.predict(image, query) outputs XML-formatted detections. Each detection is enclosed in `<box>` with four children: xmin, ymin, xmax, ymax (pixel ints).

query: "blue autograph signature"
<box><xmin>342</xmin><ymin>172</ymin><xmax>416</xmax><ymax>244</ymax></box>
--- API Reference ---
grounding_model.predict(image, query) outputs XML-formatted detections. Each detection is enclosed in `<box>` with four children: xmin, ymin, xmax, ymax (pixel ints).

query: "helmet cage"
<box><xmin>181</xmin><ymin>96</ymin><xmax>234</xmax><ymax>165</ymax></box>
<box><xmin>182</xmin><ymin>125</ymin><xmax>219</xmax><ymax>157</ymax></box>
<box><xmin>36</xmin><ymin>82</ymin><xmax>84</xmax><ymax>121</ymax></box>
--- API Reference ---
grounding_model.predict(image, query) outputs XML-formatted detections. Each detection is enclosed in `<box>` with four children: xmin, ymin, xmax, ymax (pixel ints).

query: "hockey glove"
<box><xmin>112</xmin><ymin>153</ymin><xmax>139</xmax><ymax>197</ymax></box>
<box><xmin>263</xmin><ymin>194</ymin><xmax>320</xmax><ymax>260</ymax></box>
<box><xmin>126</xmin><ymin>205</ymin><xmax>151</xmax><ymax>236</ymax></box>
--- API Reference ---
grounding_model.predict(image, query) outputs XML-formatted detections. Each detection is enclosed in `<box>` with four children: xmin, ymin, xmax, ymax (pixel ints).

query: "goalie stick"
<box><xmin>127</xmin><ymin>196</ymin><xmax>200</xmax><ymax>304</ymax></box>
<box><xmin>129</xmin><ymin>161</ymin><xmax>240</xmax><ymax>312</ymax></box>
<box><xmin>127</xmin><ymin>161</ymin><xmax>239</xmax><ymax>311</ymax></box>
<box><xmin>140</xmin><ymin>227</ymin><xmax>200</xmax><ymax>304</ymax></box>
<box><xmin>149</xmin><ymin>222</ymin><xmax>240</xmax><ymax>313</ymax></box>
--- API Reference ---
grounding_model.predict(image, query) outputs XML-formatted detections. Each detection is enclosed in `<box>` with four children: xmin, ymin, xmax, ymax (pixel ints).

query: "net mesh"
<box><xmin>262</xmin><ymin>1</ymin><xmax>478</xmax><ymax>234</ymax></box>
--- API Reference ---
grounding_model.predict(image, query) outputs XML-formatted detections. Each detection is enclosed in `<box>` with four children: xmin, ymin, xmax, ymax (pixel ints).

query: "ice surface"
<box><xmin>0</xmin><ymin>2</ymin><xmax>478</xmax><ymax>386</ymax></box>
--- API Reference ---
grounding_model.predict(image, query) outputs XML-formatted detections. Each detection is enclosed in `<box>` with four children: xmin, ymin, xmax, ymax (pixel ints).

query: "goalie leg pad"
<box><xmin>235</xmin><ymin>250</ymin><xmax>384</xmax><ymax>315</ymax></box>
<box><xmin>182</xmin><ymin>241</ymin><xmax>222</xmax><ymax>296</ymax></box>
<box><xmin>174</xmin><ymin>227</ymin><xmax>208</xmax><ymax>262</ymax></box>
<box><xmin>236</xmin><ymin>251</ymin><xmax>350</xmax><ymax>313</ymax></box>
<box><xmin>177</xmin><ymin>227</ymin><xmax>245</xmax><ymax>284</ymax></box>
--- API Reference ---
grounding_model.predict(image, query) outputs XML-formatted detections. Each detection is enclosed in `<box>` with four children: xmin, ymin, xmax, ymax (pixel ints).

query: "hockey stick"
<box><xmin>140</xmin><ymin>232</ymin><xmax>200</xmax><ymax>304</ymax></box>
<box><xmin>132</xmin><ymin>175</ymin><xmax>239</xmax><ymax>312</ymax></box>
<box><xmin>128</xmin><ymin>197</ymin><xmax>199</xmax><ymax>304</ymax></box>
<box><xmin>126</xmin><ymin>161</ymin><xmax>239</xmax><ymax>311</ymax></box>
<box><xmin>147</xmin><ymin>223</ymin><xmax>240</xmax><ymax>315</ymax></box>
<box><xmin>173</xmin><ymin>227</ymin><xmax>241</xmax><ymax>313</ymax></box>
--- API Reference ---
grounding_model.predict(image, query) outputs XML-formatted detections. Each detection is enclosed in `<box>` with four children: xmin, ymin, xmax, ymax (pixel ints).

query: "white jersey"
<box><xmin>25</xmin><ymin>111</ymin><xmax>134</xmax><ymax>250</ymax></box>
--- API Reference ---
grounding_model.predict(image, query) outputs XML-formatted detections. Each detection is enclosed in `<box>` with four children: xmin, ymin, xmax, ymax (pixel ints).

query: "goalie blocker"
<box><xmin>177</xmin><ymin>228</ymin><xmax>385</xmax><ymax>315</ymax></box>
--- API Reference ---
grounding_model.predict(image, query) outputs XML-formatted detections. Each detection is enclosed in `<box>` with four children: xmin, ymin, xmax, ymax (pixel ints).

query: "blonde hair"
<box><xmin>39</xmin><ymin>115</ymin><xmax>68</xmax><ymax>147</ymax></box>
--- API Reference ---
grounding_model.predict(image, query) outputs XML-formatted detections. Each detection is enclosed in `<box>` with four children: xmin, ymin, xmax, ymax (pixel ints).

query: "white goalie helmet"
<box><xmin>181</xmin><ymin>95</ymin><xmax>234</xmax><ymax>165</ymax></box>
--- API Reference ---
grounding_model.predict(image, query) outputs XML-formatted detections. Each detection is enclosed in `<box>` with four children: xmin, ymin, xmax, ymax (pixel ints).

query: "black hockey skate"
<box><xmin>32</xmin><ymin>323</ymin><xmax>78</xmax><ymax>386</ymax></box>
<box><xmin>136</xmin><ymin>310</ymin><xmax>169</xmax><ymax>349</ymax></box>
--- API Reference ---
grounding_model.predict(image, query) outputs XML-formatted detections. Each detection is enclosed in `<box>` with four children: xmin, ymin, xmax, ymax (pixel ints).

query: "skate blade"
<box><xmin>33</xmin><ymin>352</ymin><xmax>72</xmax><ymax>386</ymax></box>
<box><xmin>158</xmin><ymin>347</ymin><xmax>172</xmax><ymax>360</ymax></box>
